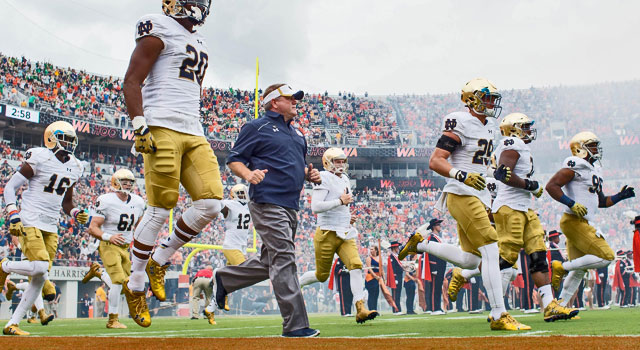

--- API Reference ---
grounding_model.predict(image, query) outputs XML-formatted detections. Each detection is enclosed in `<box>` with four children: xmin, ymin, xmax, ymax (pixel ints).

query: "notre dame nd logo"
<box><xmin>137</xmin><ymin>20</ymin><xmax>153</xmax><ymax>36</ymax></box>
<box><xmin>444</xmin><ymin>119</ymin><xmax>457</xmax><ymax>131</ymax></box>
<box><xmin>504</xmin><ymin>139</ymin><xmax>515</xmax><ymax>146</ymax></box>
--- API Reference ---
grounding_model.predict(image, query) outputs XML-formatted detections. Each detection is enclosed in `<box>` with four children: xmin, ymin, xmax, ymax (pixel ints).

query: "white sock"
<box><xmin>461</xmin><ymin>267</ymin><xmax>480</xmax><ymax>280</ymax></box>
<box><xmin>109</xmin><ymin>284</ymin><xmax>122</xmax><ymax>314</ymax></box>
<box><xmin>559</xmin><ymin>270</ymin><xmax>585</xmax><ymax>306</ymax></box>
<box><xmin>2</xmin><ymin>260</ymin><xmax>47</xmax><ymax>276</ymax></box>
<box><xmin>562</xmin><ymin>255</ymin><xmax>612</xmax><ymax>271</ymax></box>
<box><xmin>418</xmin><ymin>241</ymin><xmax>482</xmax><ymax>269</ymax></box>
<box><xmin>300</xmin><ymin>270</ymin><xmax>320</xmax><ymax>287</ymax></box>
<box><xmin>101</xmin><ymin>270</ymin><xmax>113</xmax><ymax>289</ymax></box>
<box><xmin>500</xmin><ymin>268</ymin><xmax>514</xmax><ymax>296</ymax></box>
<box><xmin>34</xmin><ymin>293</ymin><xmax>45</xmax><ymax>311</ymax></box>
<box><xmin>205</xmin><ymin>295</ymin><xmax>216</xmax><ymax>313</ymax></box>
<box><xmin>350</xmin><ymin>269</ymin><xmax>365</xmax><ymax>302</ymax></box>
<box><xmin>539</xmin><ymin>284</ymin><xmax>554</xmax><ymax>309</ymax></box>
<box><xmin>128</xmin><ymin>206</ymin><xmax>171</xmax><ymax>291</ymax></box>
<box><xmin>15</xmin><ymin>282</ymin><xmax>29</xmax><ymax>290</ymax></box>
<box><xmin>477</xmin><ymin>243</ymin><xmax>506</xmax><ymax>320</ymax></box>
<box><xmin>6</xmin><ymin>273</ymin><xmax>46</xmax><ymax>327</ymax></box>
<box><xmin>152</xmin><ymin>226</ymin><xmax>190</xmax><ymax>266</ymax></box>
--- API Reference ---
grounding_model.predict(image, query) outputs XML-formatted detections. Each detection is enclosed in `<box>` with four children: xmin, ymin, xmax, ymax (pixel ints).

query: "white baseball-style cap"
<box><xmin>262</xmin><ymin>85</ymin><xmax>304</xmax><ymax>106</ymax></box>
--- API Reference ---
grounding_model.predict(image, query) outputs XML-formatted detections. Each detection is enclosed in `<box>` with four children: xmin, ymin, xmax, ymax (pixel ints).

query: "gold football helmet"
<box><xmin>111</xmin><ymin>169</ymin><xmax>136</xmax><ymax>193</ymax></box>
<box><xmin>499</xmin><ymin>113</ymin><xmax>537</xmax><ymax>142</ymax></box>
<box><xmin>461</xmin><ymin>78</ymin><xmax>502</xmax><ymax>118</ymax></box>
<box><xmin>44</xmin><ymin>121</ymin><xmax>78</xmax><ymax>155</ymax></box>
<box><xmin>162</xmin><ymin>0</ymin><xmax>211</xmax><ymax>25</ymax></box>
<box><xmin>570</xmin><ymin>131</ymin><xmax>602</xmax><ymax>161</ymax></box>
<box><xmin>322</xmin><ymin>147</ymin><xmax>348</xmax><ymax>174</ymax></box>
<box><xmin>230</xmin><ymin>184</ymin><xmax>249</xmax><ymax>204</ymax></box>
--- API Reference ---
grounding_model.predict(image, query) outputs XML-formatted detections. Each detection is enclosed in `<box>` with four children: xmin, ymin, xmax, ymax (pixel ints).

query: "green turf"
<box><xmin>7</xmin><ymin>308</ymin><xmax>640</xmax><ymax>338</ymax></box>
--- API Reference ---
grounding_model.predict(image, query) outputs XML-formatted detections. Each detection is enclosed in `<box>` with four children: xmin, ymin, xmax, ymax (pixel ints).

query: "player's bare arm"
<box><xmin>498</xmin><ymin>150</ymin><xmax>525</xmax><ymax>188</ymax></box>
<box><xmin>123</xmin><ymin>36</ymin><xmax>164</xmax><ymax>119</ymax></box>
<box><xmin>428</xmin><ymin>131</ymin><xmax>458</xmax><ymax>177</ymax></box>
<box><xmin>545</xmin><ymin>169</ymin><xmax>574</xmax><ymax>202</ymax></box>
<box><xmin>597</xmin><ymin>186</ymin><xmax>635</xmax><ymax>208</ymax></box>
<box><xmin>221</xmin><ymin>205</ymin><xmax>229</xmax><ymax>218</ymax></box>
<box><xmin>62</xmin><ymin>184</ymin><xmax>89</xmax><ymax>225</ymax></box>
<box><xmin>88</xmin><ymin>216</ymin><xmax>126</xmax><ymax>246</ymax></box>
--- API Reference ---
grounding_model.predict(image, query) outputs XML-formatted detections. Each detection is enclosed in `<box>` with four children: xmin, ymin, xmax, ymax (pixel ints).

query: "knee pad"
<box><xmin>528</xmin><ymin>251</ymin><xmax>549</xmax><ymax>274</ymax></box>
<box><xmin>348</xmin><ymin>261</ymin><xmax>363</xmax><ymax>271</ymax></box>
<box><xmin>316</xmin><ymin>270</ymin><xmax>330</xmax><ymax>283</ymax></box>
<box><xmin>33</xmin><ymin>261</ymin><xmax>49</xmax><ymax>276</ymax></box>
<box><xmin>499</xmin><ymin>256</ymin><xmax>514</xmax><ymax>271</ymax></box>
<box><xmin>182</xmin><ymin>199</ymin><xmax>222</xmax><ymax>231</ymax></box>
<box><xmin>134</xmin><ymin>206</ymin><xmax>171</xmax><ymax>246</ymax></box>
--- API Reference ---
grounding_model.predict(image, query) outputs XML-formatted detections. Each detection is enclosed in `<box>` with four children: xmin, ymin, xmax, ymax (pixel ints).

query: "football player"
<box><xmin>297</xmin><ymin>148</ymin><xmax>378</xmax><ymax>324</ymax></box>
<box><xmin>1</xmin><ymin>121</ymin><xmax>87</xmax><ymax>335</ymax></box>
<box><xmin>203</xmin><ymin>183</ymin><xmax>252</xmax><ymax>325</ymax></box>
<box><xmin>546</xmin><ymin>131</ymin><xmax>635</xmax><ymax>309</ymax></box>
<box><xmin>4</xmin><ymin>280</ymin><xmax>52</xmax><ymax>327</ymax></box>
<box><xmin>491</xmin><ymin>113</ymin><xmax>577</xmax><ymax>321</ymax></box>
<box><xmin>81</xmin><ymin>169</ymin><xmax>145</xmax><ymax>329</ymax></box>
<box><xmin>122</xmin><ymin>0</ymin><xmax>224</xmax><ymax>327</ymax></box>
<box><xmin>399</xmin><ymin>79</ymin><xmax>530</xmax><ymax>330</ymax></box>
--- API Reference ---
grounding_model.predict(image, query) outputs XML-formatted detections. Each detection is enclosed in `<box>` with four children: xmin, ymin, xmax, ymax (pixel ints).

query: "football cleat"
<box><xmin>82</xmin><ymin>262</ymin><xmax>102</xmax><ymax>284</ymax></box>
<box><xmin>0</xmin><ymin>257</ymin><xmax>9</xmax><ymax>288</ymax></box>
<box><xmin>448</xmin><ymin>268</ymin><xmax>467</xmax><ymax>302</ymax></box>
<box><xmin>544</xmin><ymin>299</ymin><xmax>579</xmax><ymax>322</ymax></box>
<box><xmin>3</xmin><ymin>324</ymin><xmax>30</xmax><ymax>336</ymax></box>
<box><xmin>146</xmin><ymin>259</ymin><xmax>169</xmax><ymax>301</ymax></box>
<box><xmin>106</xmin><ymin>314</ymin><xmax>127</xmax><ymax>329</ymax></box>
<box><xmin>5</xmin><ymin>280</ymin><xmax>17</xmax><ymax>301</ymax></box>
<box><xmin>551</xmin><ymin>260</ymin><xmax>567</xmax><ymax>291</ymax></box>
<box><xmin>42</xmin><ymin>280</ymin><xmax>56</xmax><ymax>301</ymax></box>
<box><xmin>398</xmin><ymin>232</ymin><xmax>424</xmax><ymax>261</ymax></box>
<box><xmin>355</xmin><ymin>300</ymin><xmax>379</xmax><ymax>324</ymax></box>
<box><xmin>203</xmin><ymin>309</ymin><xmax>216</xmax><ymax>325</ymax></box>
<box><xmin>27</xmin><ymin>316</ymin><xmax>38</xmax><ymax>324</ymax></box>
<box><xmin>490</xmin><ymin>312</ymin><xmax>531</xmax><ymax>331</ymax></box>
<box><xmin>122</xmin><ymin>277</ymin><xmax>151</xmax><ymax>327</ymax></box>
<box><xmin>38</xmin><ymin>309</ymin><xmax>54</xmax><ymax>326</ymax></box>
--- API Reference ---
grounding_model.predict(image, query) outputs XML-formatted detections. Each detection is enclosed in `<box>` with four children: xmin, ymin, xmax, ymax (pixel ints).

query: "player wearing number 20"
<box><xmin>84</xmin><ymin>169</ymin><xmax>145</xmax><ymax>329</ymax></box>
<box><xmin>546</xmin><ymin>131</ymin><xmax>635</xmax><ymax>309</ymax></box>
<box><xmin>1</xmin><ymin>121</ymin><xmax>86</xmax><ymax>336</ymax></box>
<box><xmin>122</xmin><ymin>0</ymin><xmax>224</xmax><ymax>328</ymax></box>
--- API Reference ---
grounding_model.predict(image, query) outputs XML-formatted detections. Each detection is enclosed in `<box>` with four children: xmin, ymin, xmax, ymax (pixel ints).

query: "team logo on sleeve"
<box><xmin>444</xmin><ymin>119</ymin><xmax>457</xmax><ymax>131</ymax></box>
<box><xmin>504</xmin><ymin>139</ymin><xmax>514</xmax><ymax>146</ymax></box>
<box><xmin>567</xmin><ymin>160</ymin><xmax>576</xmax><ymax>167</ymax></box>
<box><xmin>137</xmin><ymin>20</ymin><xmax>153</xmax><ymax>36</ymax></box>
<box><xmin>25</xmin><ymin>151</ymin><xmax>32</xmax><ymax>159</ymax></box>
<box><xmin>487</xmin><ymin>182</ymin><xmax>497</xmax><ymax>192</ymax></box>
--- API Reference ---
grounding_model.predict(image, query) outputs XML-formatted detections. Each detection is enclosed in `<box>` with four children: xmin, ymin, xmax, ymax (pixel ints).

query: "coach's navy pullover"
<box><xmin>227</xmin><ymin>110</ymin><xmax>307</xmax><ymax>210</ymax></box>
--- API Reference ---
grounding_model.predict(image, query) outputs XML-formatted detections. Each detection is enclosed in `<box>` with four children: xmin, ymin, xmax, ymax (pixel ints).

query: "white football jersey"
<box><xmin>562</xmin><ymin>156</ymin><xmax>602</xmax><ymax>222</ymax></box>
<box><xmin>221</xmin><ymin>200</ymin><xmax>252</xmax><ymax>252</ymax></box>
<box><xmin>91</xmin><ymin>192</ymin><xmax>145</xmax><ymax>244</ymax></box>
<box><xmin>19</xmin><ymin>148</ymin><xmax>84</xmax><ymax>233</ymax></box>
<box><xmin>313</xmin><ymin>171</ymin><xmax>354</xmax><ymax>238</ymax></box>
<box><xmin>491</xmin><ymin>136</ymin><xmax>535</xmax><ymax>213</ymax></box>
<box><xmin>486</xmin><ymin>177</ymin><xmax>498</xmax><ymax>202</ymax></box>
<box><xmin>135</xmin><ymin>14</ymin><xmax>208</xmax><ymax>136</ymax></box>
<box><xmin>440</xmin><ymin>111</ymin><xmax>496</xmax><ymax>208</ymax></box>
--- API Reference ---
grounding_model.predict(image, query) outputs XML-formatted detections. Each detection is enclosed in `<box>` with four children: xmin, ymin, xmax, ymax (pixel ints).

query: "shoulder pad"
<box><xmin>135</xmin><ymin>14</ymin><xmax>172</xmax><ymax>42</ymax></box>
<box><xmin>562</xmin><ymin>156</ymin><xmax>591</xmax><ymax>172</ymax></box>
<box><xmin>500</xmin><ymin>136</ymin><xmax>525</xmax><ymax>152</ymax></box>
<box><xmin>441</xmin><ymin>112</ymin><xmax>470</xmax><ymax>136</ymax></box>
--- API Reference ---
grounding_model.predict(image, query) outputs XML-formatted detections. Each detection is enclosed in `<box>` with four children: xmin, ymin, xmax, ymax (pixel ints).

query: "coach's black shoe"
<box><xmin>281</xmin><ymin>327</ymin><xmax>320</xmax><ymax>338</ymax></box>
<box><xmin>213</xmin><ymin>270</ymin><xmax>229</xmax><ymax>311</ymax></box>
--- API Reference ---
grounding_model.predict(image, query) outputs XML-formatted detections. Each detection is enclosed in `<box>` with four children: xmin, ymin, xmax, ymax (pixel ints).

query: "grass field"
<box><xmin>3</xmin><ymin>308</ymin><xmax>640</xmax><ymax>349</ymax></box>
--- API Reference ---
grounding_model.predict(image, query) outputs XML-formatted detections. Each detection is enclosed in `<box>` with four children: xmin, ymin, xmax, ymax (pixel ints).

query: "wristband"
<box><xmin>524</xmin><ymin>179</ymin><xmax>539</xmax><ymax>191</ymax></box>
<box><xmin>5</xmin><ymin>203</ymin><xmax>18</xmax><ymax>215</ymax></box>
<box><xmin>131</xmin><ymin>116</ymin><xmax>147</xmax><ymax>131</ymax></box>
<box><xmin>610</xmin><ymin>193</ymin><xmax>623</xmax><ymax>204</ymax></box>
<box><xmin>558</xmin><ymin>194</ymin><xmax>575</xmax><ymax>208</ymax></box>
<box><xmin>339</xmin><ymin>198</ymin><xmax>344</xmax><ymax>205</ymax></box>
<box><xmin>101</xmin><ymin>233</ymin><xmax>113</xmax><ymax>241</ymax></box>
<box><xmin>449</xmin><ymin>168</ymin><xmax>467</xmax><ymax>182</ymax></box>
<box><xmin>70</xmin><ymin>208</ymin><xmax>81</xmax><ymax>218</ymax></box>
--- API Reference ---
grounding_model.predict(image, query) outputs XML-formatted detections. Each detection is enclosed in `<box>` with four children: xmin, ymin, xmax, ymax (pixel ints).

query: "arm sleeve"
<box><xmin>3</xmin><ymin>171</ymin><xmax>28</xmax><ymax>207</ymax></box>
<box><xmin>227</xmin><ymin>123</ymin><xmax>258</xmax><ymax>165</ymax></box>
<box><xmin>91</xmin><ymin>196</ymin><xmax>108</xmax><ymax>218</ymax></box>
<box><xmin>311</xmin><ymin>188</ymin><xmax>342</xmax><ymax>213</ymax></box>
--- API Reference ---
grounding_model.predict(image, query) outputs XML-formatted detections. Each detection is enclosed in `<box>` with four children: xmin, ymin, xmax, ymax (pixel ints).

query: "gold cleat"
<box><xmin>146</xmin><ymin>259</ymin><xmax>169</xmax><ymax>301</ymax></box>
<box><xmin>106</xmin><ymin>314</ymin><xmax>127</xmax><ymax>329</ymax></box>
<box><xmin>82</xmin><ymin>262</ymin><xmax>102</xmax><ymax>284</ymax></box>
<box><xmin>42</xmin><ymin>279</ymin><xmax>56</xmax><ymax>301</ymax></box>
<box><xmin>3</xmin><ymin>324</ymin><xmax>30</xmax><ymax>336</ymax></box>
<box><xmin>5</xmin><ymin>280</ymin><xmax>17</xmax><ymax>301</ymax></box>
<box><xmin>398</xmin><ymin>232</ymin><xmax>424</xmax><ymax>260</ymax></box>
<box><xmin>204</xmin><ymin>309</ymin><xmax>216</xmax><ymax>325</ymax></box>
<box><xmin>551</xmin><ymin>260</ymin><xmax>567</xmax><ymax>291</ymax></box>
<box><xmin>27</xmin><ymin>316</ymin><xmax>38</xmax><ymax>324</ymax></box>
<box><xmin>0</xmin><ymin>257</ymin><xmax>9</xmax><ymax>288</ymax></box>
<box><xmin>448</xmin><ymin>268</ymin><xmax>467</xmax><ymax>302</ymax></box>
<box><xmin>355</xmin><ymin>300</ymin><xmax>379</xmax><ymax>324</ymax></box>
<box><xmin>38</xmin><ymin>309</ymin><xmax>54</xmax><ymax>326</ymax></box>
<box><xmin>122</xmin><ymin>277</ymin><xmax>151</xmax><ymax>327</ymax></box>
<box><xmin>544</xmin><ymin>299</ymin><xmax>579</xmax><ymax>322</ymax></box>
<box><xmin>490</xmin><ymin>312</ymin><xmax>532</xmax><ymax>331</ymax></box>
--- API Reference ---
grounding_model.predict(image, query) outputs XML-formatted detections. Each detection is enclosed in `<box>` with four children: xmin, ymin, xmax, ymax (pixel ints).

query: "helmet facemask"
<box><xmin>329</xmin><ymin>158</ymin><xmax>348</xmax><ymax>175</ymax></box>
<box><xmin>163</xmin><ymin>0</ymin><xmax>211</xmax><ymax>25</ymax></box>
<box><xmin>53</xmin><ymin>131</ymin><xmax>78</xmax><ymax>155</ymax></box>
<box><xmin>583</xmin><ymin>140</ymin><xmax>603</xmax><ymax>162</ymax></box>
<box><xmin>516</xmin><ymin>122</ymin><xmax>537</xmax><ymax>143</ymax></box>
<box><xmin>115</xmin><ymin>179</ymin><xmax>134</xmax><ymax>194</ymax></box>
<box><xmin>473</xmin><ymin>90</ymin><xmax>502</xmax><ymax>118</ymax></box>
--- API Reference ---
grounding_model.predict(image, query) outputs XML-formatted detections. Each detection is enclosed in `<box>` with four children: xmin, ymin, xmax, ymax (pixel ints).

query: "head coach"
<box><xmin>212</xmin><ymin>83</ymin><xmax>321</xmax><ymax>337</ymax></box>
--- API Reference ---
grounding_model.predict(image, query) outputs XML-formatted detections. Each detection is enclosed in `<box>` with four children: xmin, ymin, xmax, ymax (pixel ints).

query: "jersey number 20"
<box><xmin>472</xmin><ymin>139</ymin><xmax>494</xmax><ymax>165</ymax></box>
<box><xmin>179</xmin><ymin>44</ymin><xmax>208</xmax><ymax>85</ymax></box>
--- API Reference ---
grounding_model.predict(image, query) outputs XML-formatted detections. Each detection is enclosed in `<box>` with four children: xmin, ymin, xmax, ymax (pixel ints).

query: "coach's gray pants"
<box><xmin>216</xmin><ymin>202</ymin><xmax>309</xmax><ymax>332</ymax></box>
